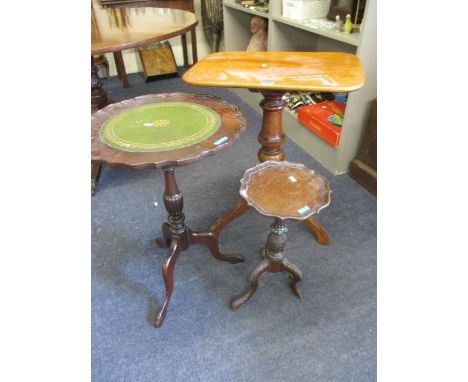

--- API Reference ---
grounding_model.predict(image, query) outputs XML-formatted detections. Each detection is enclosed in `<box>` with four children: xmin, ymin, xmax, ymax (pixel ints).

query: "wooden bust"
<box><xmin>246</xmin><ymin>16</ymin><xmax>267</xmax><ymax>51</ymax></box>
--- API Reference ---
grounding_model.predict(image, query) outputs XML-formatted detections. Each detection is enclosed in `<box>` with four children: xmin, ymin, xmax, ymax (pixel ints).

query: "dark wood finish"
<box><xmin>155</xmin><ymin>167</ymin><xmax>244</xmax><ymax>327</ymax></box>
<box><xmin>181</xmin><ymin>33</ymin><xmax>189</xmax><ymax>67</ymax></box>
<box><xmin>91</xmin><ymin>56</ymin><xmax>108</xmax><ymax>194</ymax></box>
<box><xmin>99</xmin><ymin>0</ymin><xmax>198</xmax><ymax>70</ymax></box>
<box><xmin>113</xmin><ymin>51</ymin><xmax>130</xmax><ymax>88</ymax></box>
<box><xmin>183</xmin><ymin>51</ymin><xmax>365</xmax><ymax>247</ymax></box>
<box><xmin>191</xmin><ymin>27</ymin><xmax>198</xmax><ymax>64</ymax></box>
<box><xmin>230</xmin><ymin>162</ymin><xmax>331</xmax><ymax>309</ymax></box>
<box><xmin>230</xmin><ymin>219</ymin><xmax>303</xmax><ymax>309</ymax></box>
<box><xmin>257</xmin><ymin>90</ymin><xmax>287</xmax><ymax>162</ymax></box>
<box><xmin>239</xmin><ymin>161</ymin><xmax>331</xmax><ymax>220</ymax></box>
<box><xmin>91</xmin><ymin>56</ymin><xmax>108</xmax><ymax>113</ymax></box>
<box><xmin>207</xmin><ymin>89</ymin><xmax>330</xmax><ymax>246</ymax></box>
<box><xmin>92</xmin><ymin>93</ymin><xmax>247</xmax><ymax>327</ymax></box>
<box><xmin>91</xmin><ymin>93</ymin><xmax>247</xmax><ymax>170</ymax></box>
<box><xmin>349</xmin><ymin>99</ymin><xmax>377</xmax><ymax>196</ymax></box>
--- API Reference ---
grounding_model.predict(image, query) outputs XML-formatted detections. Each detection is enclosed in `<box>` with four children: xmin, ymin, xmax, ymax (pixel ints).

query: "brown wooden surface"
<box><xmin>349</xmin><ymin>99</ymin><xmax>377</xmax><ymax>196</ymax></box>
<box><xmin>91</xmin><ymin>93</ymin><xmax>247</xmax><ymax>169</ymax></box>
<box><xmin>239</xmin><ymin>161</ymin><xmax>331</xmax><ymax>220</ymax></box>
<box><xmin>183</xmin><ymin>51</ymin><xmax>365</xmax><ymax>92</ymax></box>
<box><xmin>91</xmin><ymin>0</ymin><xmax>198</xmax><ymax>55</ymax></box>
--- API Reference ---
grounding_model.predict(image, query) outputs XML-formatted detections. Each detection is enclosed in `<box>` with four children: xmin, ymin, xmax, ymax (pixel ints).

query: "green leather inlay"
<box><xmin>99</xmin><ymin>102</ymin><xmax>221</xmax><ymax>152</ymax></box>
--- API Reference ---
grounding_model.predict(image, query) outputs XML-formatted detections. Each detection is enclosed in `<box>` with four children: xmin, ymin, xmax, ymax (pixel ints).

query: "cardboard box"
<box><xmin>297</xmin><ymin>100</ymin><xmax>346</xmax><ymax>148</ymax></box>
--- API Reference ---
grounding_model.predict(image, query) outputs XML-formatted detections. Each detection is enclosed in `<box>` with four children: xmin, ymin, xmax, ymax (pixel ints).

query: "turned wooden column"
<box><xmin>230</xmin><ymin>218</ymin><xmax>303</xmax><ymax>309</ymax></box>
<box><xmin>257</xmin><ymin>90</ymin><xmax>287</xmax><ymax>162</ymax></box>
<box><xmin>162</xmin><ymin>167</ymin><xmax>189</xmax><ymax>250</ymax></box>
<box><xmin>91</xmin><ymin>56</ymin><xmax>107</xmax><ymax>113</ymax></box>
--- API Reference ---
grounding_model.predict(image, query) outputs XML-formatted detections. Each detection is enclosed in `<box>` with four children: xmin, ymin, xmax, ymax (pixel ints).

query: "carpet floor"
<box><xmin>92</xmin><ymin>70</ymin><xmax>377</xmax><ymax>382</ymax></box>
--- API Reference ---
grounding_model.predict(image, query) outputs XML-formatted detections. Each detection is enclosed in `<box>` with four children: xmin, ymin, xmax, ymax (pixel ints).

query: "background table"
<box><xmin>98</xmin><ymin>0</ymin><xmax>199</xmax><ymax>89</ymax></box>
<box><xmin>91</xmin><ymin>92</ymin><xmax>247</xmax><ymax>327</ymax></box>
<box><xmin>91</xmin><ymin>0</ymin><xmax>198</xmax><ymax>111</ymax></box>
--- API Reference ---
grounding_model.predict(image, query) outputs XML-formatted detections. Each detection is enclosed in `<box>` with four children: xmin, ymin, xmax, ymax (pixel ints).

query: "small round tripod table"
<box><xmin>91</xmin><ymin>93</ymin><xmax>247</xmax><ymax>328</ymax></box>
<box><xmin>229</xmin><ymin>161</ymin><xmax>331</xmax><ymax>310</ymax></box>
<box><xmin>183</xmin><ymin>51</ymin><xmax>364</xmax><ymax>248</ymax></box>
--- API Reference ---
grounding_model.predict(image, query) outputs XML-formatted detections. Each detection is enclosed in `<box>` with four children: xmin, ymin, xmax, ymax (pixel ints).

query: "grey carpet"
<box><xmin>92</xmin><ymin>70</ymin><xmax>377</xmax><ymax>382</ymax></box>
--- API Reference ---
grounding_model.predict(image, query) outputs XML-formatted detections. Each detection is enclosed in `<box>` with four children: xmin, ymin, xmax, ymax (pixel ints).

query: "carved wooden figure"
<box><xmin>246</xmin><ymin>16</ymin><xmax>268</xmax><ymax>52</ymax></box>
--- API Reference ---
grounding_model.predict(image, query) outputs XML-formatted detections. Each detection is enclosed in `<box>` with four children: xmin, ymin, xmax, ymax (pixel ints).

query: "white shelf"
<box><xmin>223</xmin><ymin>2</ymin><xmax>269</xmax><ymax>18</ymax></box>
<box><xmin>223</xmin><ymin>0</ymin><xmax>377</xmax><ymax>174</ymax></box>
<box><xmin>271</xmin><ymin>15</ymin><xmax>360</xmax><ymax>47</ymax></box>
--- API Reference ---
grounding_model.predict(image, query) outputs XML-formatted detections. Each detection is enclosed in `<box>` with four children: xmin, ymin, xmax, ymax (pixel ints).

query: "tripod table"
<box><xmin>91</xmin><ymin>93</ymin><xmax>247</xmax><ymax>327</ymax></box>
<box><xmin>183</xmin><ymin>51</ymin><xmax>364</xmax><ymax>247</ymax></box>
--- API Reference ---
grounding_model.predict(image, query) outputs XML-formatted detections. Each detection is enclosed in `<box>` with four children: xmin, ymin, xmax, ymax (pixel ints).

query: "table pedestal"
<box><xmin>91</xmin><ymin>56</ymin><xmax>109</xmax><ymax>194</ymax></box>
<box><xmin>154</xmin><ymin>167</ymin><xmax>244</xmax><ymax>328</ymax></box>
<box><xmin>210</xmin><ymin>90</ymin><xmax>329</xmax><ymax>246</ymax></box>
<box><xmin>230</xmin><ymin>218</ymin><xmax>303</xmax><ymax>309</ymax></box>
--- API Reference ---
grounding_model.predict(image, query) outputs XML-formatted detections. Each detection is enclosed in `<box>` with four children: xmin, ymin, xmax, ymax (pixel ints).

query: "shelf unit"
<box><xmin>222</xmin><ymin>0</ymin><xmax>376</xmax><ymax>175</ymax></box>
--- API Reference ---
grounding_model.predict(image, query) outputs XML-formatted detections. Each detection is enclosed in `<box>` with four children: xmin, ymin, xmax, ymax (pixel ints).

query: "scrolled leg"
<box><xmin>230</xmin><ymin>258</ymin><xmax>270</xmax><ymax>310</ymax></box>
<box><xmin>189</xmin><ymin>231</ymin><xmax>244</xmax><ymax>264</ymax></box>
<box><xmin>155</xmin><ymin>241</ymin><xmax>181</xmax><ymax>328</ymax></box>
<box><xmin>210</xmin><ymin>198</ymin><xmax>249</xmax><ymax>238</ymax></box>
<box><xmin>282</xmin><ymin>258</ymin><xmax>303</xmax><ymax>300</ymax></box>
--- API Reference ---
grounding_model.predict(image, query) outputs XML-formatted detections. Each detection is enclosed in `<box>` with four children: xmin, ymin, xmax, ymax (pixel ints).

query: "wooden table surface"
<box><xmin>91</xmin><ymin>0</ymin><xmax>198</xmax><ymax>54</ymax></box>
<box><xmin>91</xmin><ymin>93</ymin><xmax>247</xmax><ymax>169</ymax></box>
<box><xmin>183</xmin><ymin>51</ymin><xmax>365</xmax><ymax>92</ymax></box>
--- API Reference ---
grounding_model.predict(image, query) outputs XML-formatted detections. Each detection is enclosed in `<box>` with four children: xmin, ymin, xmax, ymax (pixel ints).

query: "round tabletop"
<box><xmin>239</xmin><ymin>161</ymin><xmax>331</xmax><ymax>220</ymax></box>
<box><xmin>91</xmin><ymin>93</ymin><xmax>247</xmax><ymax>169</ymax></box>
<box><xmin>91</xmin><ymin>0</ymin><xmax>198</xmax><ymax>54</ymax></box>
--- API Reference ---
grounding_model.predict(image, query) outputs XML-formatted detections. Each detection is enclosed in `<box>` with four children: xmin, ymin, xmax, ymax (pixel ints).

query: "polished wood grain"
<box><xmin>92</xmin><ymin>93</ymin><xmax>247</xmax><ymax>328</ymax></box>
<box><xmin>239</xmin><ymin>161</ymin><xmax>331</xmax><ymax>221</ymax></box>
<box><xmin>91</xmin><ymin>0</ymin><xmax>198</xmax><ymax>55</ymax></box>
<box><xmin>91</xmin><ymin>93</ymin><xmax>247</xmax><ymax>170</ymax></box>
<box><xmin>183</xmin><ymin>51</ymin><xmax>365</xmax><ymax>92</ymax></box>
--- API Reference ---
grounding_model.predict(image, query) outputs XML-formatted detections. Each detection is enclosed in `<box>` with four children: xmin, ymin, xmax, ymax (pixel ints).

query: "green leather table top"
<box><xmin>99</xmin><ymin>101</ymin><xmax>221</xmax><ymax>152</ymax></box>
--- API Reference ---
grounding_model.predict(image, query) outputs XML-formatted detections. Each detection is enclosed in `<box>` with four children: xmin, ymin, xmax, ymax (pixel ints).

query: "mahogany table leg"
<box><xmin>154</xmin><ymin>241</ymin><xmax>181</xmax><ymax>328</ymax></box>
<box><xmin>229</xmin><ymin>258</ymin><xmax>269</xmax><ymax>310</ymax></box>
<box><xmin>304</xmin><ymin>217</ymin><xmax>329</xmax><ymax>245</ymax></box>
<box><xmin>91</xmin><ymin>162</ymin><xmax>102</xmax><ymax>196</ymax></box>
<box><xmin>113</xmin><ymin>51</ymin><xmax>130</xmax><ymax>88</ymax></box>
<box><xmin>283</xmin><ymin>258</ymin><xmax>303</xmax><ymax>300</ymax></box>
<box><xmin>230</xmin><ymin>218</ymin><xmax>303</xmax><ymax>309</ymax></box>
<box><xmin>155</xmin><ymin>222</ymin><xmax>172</xmax><ymax>248</ymax></box>
<box><xmin>257</xmin><ymin>90</ymin><xmax>287</xmax><ymax>162</ymax></box>
<box><xmin>189</xmin><ymin>231</ymin><xmax>244</xmax><ymax>264</ymax></box>
<box><xmin>210</xmin><ymin>198</ymin><xmax>249</xmax><ymax>238</ymax></box>
<box><xmin>209</xmin><ymin>90</ymin><xmax>329</xmax><ymax>245</ymax></box>
<box><xmin>181</xmin><ymin>33</ymin><xmax>189</xmax><ymax>67</ymax></box>
<box><xmin>190</xmin><ymin>27</ymin><xmax>198</xmax><ymax>64</ymax></box>
<box><xmin>154</xmin><ymin>167</ymin><xmax>243</xmax><ymax>327</ymax></box>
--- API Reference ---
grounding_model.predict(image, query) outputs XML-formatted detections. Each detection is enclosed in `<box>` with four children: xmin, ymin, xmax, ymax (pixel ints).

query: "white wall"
<box><xmin>103</xmin><ymin>0</ymin><xmax>219</xmax><ymax>76</ymax></box>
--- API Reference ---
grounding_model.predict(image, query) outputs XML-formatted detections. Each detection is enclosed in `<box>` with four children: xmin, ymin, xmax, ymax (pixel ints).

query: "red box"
<box><xmin>297</xmin><ymin>100</ymin><xmax>346</xmax><ymax>148</ymax></box>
